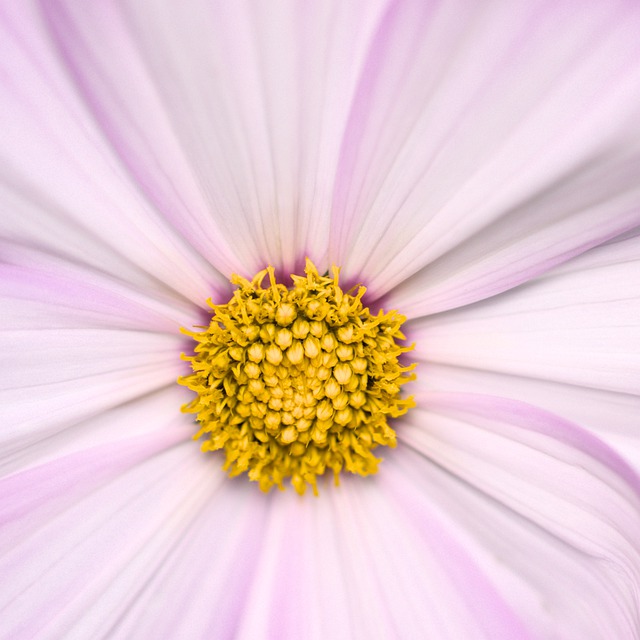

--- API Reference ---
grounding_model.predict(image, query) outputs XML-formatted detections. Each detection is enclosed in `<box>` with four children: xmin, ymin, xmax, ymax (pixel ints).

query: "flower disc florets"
<box><xmin>179</xmin><ymin>258</ymin><xmax>415</xmax><ymax>495</ymax></box>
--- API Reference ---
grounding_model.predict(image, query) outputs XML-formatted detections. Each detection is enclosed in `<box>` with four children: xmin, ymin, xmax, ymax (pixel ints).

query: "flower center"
<box><xmin>179</xmin><ymin>258</ymin><xmax>415</xmax><ymax>495</ymax></box>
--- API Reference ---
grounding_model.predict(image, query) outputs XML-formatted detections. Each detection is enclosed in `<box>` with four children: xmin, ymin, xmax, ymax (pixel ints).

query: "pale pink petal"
<box><xmin>0</xmin><ymin>245</ymin><xmax>200</xmax><ymax>475</ymax></box>
<box><xmin>232</xmin><ymin>491</ymin><xmax>328</xmax><ymax>639</ymax></box>
<box><xmin>28</xmin><ymin>0</ymin><xmax>394</xmax><ymax>276</ymax></box>
<box><xmin>404</xmin><ymin>233</ymin><xmax>640</xmax><ymax>465</ymax></box>
<box><xmin>334</xmin><ymin>474</ymin><xmax>529</xmax><ymax>639</ymax></box>
<box><xmin>326</xmin><ymin>0</ymin><xmax>640</xmax><ymax>308</ymax></box>
<box><xmin>0</xmin><ymin>407</ymin><xmax>191</xmax><ymax>551</ymax></box>
<box><xmin>0</xmin><ymin>328</ymin><xmax>185</xmax><ymax>451</ymax></box>
<box><xmin>398</xmin><ymin>393</ymin><xmax>640</xmax><ymax>639</ymax></box>
<box><xmin>227</xmin><ymin>473</ymin><xmax>529</xmax><ymax>639</ymax></box>
<box><xmin>95</xmin><ymin>481</ymin><xmax>268</xmax><ymax>640</ymax></box>
<box><xmin>0</xmin><ymin>1</ymin><xmax>229</xmax><ymax>301</ymax></box>
<box><xmin>408</xmin><ymin>233</ymin><xmax>640</xmax><ymax>393</ymax></box>
<box><xmin>0</xmin><ymin>437</ymin><xmax>226</xmax><ymax>639</ymax></box>
<box><xmin>417</xmin><ymin>363</ymin><xmax>640</xmax><ymax>470</ymax></box>
<box><xmin>0</xmin><ymin>385</ymin><xmax>192</xmax><ymax>477</ymax></box>
<box><xmin>0</xmin><ymin>245</ymin><xmax>197</xmax><ymax>332</ymax></box>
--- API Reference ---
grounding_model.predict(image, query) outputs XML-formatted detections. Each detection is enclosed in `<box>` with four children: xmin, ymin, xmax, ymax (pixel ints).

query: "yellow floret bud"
<box><xmin>286</xmin><ymin>341</ymin><xmax>305</xmax><ymax>365</ymax></box>
<box><xmin>303</xmin><ymin>336</ymin><xmax>321</xmax><ymax>359</ymax></box>
<box><xmin>244</xmin><ymin>362</ymin><xmax>261</xmax><ymax>379</ymax></box>
<box><xmin>275</xmin><ymin>303</ymin><xmax>297</xmax><ymax>326</ymax></box>
<box><xmin>321</xmin><ymin>332</ymin><xmax>337</xmax><ymax>352</ymax></box>
<box><xmin>265</xmin><ymin>344</ymin><xmax>283</xmax><ymax>366</ymax></box>
<box><xmin>275</xmin><ymin>328</ymin><xmax>293</xmax><ymax>349</ymax></box>
<box><xmin>333</xmin><ymin>362</ymin><xmax>352</xmax><ymax>385</ymax></box>
<box><xmin>292</xmin><ymin>318</ymin><xmax>310</xmax><ymax>339</ymax></box>
<box><xmin>336</xmin><ymin>344</ymin><xmax>353</xmax><ymax>361</ymax></box>
<box><xmin>280</xmin><ymin>426</ymin><xmax>298</xmax><ymax>444</ymax></box>
<box><xmin>247</xmin><ymin>343</ymin><xmax>265</xmax><ymax>363</ymax></box>
<box><xmin>324</xmin><ymin>377</ymin><xmax>341</xmax><ymax>398</ymax></box>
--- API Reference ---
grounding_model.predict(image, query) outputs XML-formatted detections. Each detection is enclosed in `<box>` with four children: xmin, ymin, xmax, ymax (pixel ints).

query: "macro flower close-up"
<box><xmin>2</xmin><ymin>0</ymin><xmax>640</xmax><ymax>638</ymax></box>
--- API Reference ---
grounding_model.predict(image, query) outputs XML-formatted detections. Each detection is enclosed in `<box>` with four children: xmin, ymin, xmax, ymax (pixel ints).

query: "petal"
<box><xmin>0</xmin><ymin>397</ymin><xmax>192</xmax><ymax>550</ymax></box>
<box><xmin>0</xmin><ymin>384</ymin><xmax>192</xmax><ymax>477</ymax></box>
<box><xmin>416</xmin><ymin>363</ymin><xmax>640</xmax><ymax>470</ymax></box>
<box><xmin>0</xmin><ymin>387</ymin><xmax>269</xmax><ymax>639</ymax></box>
<box><xmin>0</xmin><ymin>437</ymin><xmax>226</xmax><ymax>639</ymax></box>
<box><xmin>98</xmin><ymin>480</ymin><xmax>269</xmax><ymax>640</ymax></box>
<box><xmin>0</xmin><ymin>245</ymin><xmax>202</xmax><ymax>474</ymax></box>
<box><xmin>331</xmin><ymin>474</ymin><xmax>530</xmax><ymax>639</ymax></box>
<box><xmin>32</xmin><ymin>0</ymin><xmax>392</xmax><ymax>275</ymax></box>
<box><xmin>398</xmin><ymin>393</ymin><xmax>640</xmax><ymax>639</ymax></box>
<box><xmin>0</xmin><ymin>244</ymin><xmax>197</xmax><ymax>332</ymax></box>
<box><xmin>0</xmin><ymin>328</ymin><xmax>185</xmax><ymax>451</ymax></box>
<box><xmin>408</xmin><ymin>232</ymin><xmax>640</xmax><ymax>393</ymax></box>
<box><xmin>406</xmin><ymin>232</ymin><xmax>640</xmax><ymax>465</ymax></box>
<box><xmin>0</xmin><ymin>1</ymin><xmax>228</xmax><ymax>301</ymax></box>
<box><xmin>228</xmin><ymin>474</ymin><xmax>529</xmax><ymax>639</ymax></box>
<box><xmin>325</xmin><ymin>0</ymin><xmax>640</xmax><ymax>307</ymax></box>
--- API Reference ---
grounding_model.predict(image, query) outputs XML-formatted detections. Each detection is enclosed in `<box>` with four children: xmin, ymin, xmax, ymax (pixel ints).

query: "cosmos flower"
<box><xmin>2</xmin><ymin>0</ymin><xmax>640</xmax><ymax>638</ymax></box>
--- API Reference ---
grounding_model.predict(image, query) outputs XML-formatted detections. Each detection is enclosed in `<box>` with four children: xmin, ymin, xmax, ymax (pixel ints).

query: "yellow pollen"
<box><xmin>179</xmin><ymin>258</ymin><xmax>416</xmax><ymax>495</ymax></box>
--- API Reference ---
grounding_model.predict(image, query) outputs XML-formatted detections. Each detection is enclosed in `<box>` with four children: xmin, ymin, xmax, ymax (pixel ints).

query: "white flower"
<box><xmin>1</xmin><ymin>1</ymin><xmax>640</xmax><ymax>638</ymax></box>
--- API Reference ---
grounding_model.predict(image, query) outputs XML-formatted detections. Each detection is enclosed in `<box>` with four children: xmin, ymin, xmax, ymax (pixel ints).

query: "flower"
<box><xmin>1</xmin><ymin>1</ymin><xmax>640</xmax><ymax>638</ymax></box>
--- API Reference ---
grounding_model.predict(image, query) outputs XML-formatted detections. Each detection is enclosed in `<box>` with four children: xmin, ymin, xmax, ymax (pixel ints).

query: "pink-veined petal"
<box><xmin>31</xmin><ymin>0</ymin><xmax>394</xmax><ymax>276</ymax></box>
<box><xmin>90</xmin><ymin>479</ymin><xmax>270</xmax><ymax>640</ymax></box>
<box><xmin>223</xmin><ymin>472</ymin><xmax>529</xmax><ymax>640</ymax></box>
<box><xmin>405</xmin><ymin>232</ymin><xmax>640</xmax><ymax>465</ymax></box>
<box><xmin>0</xmin><ymin>383</ymin><xmax>193</xmax><ymax>478</ymax></box>
<box><xmin>407</xmin><ymin>232</ymin><xmax>640</xmax><ymax>395</ymax></box>
<box><xmin>0</xmin><ymin>327</ymin><xmax>184</xmax><ymax>453</ymax></box>
<box><xmin>326</xmin><ymin>0</ymin><xmax>640</xmax><ymax>308</ymax></box>
<box><xmin>0</xmin><ymin>435</ymin><xmax>227</xmax><ymax>639</ymax></box>
<box><xmin>415</xmin><ymin>363</ymin><xmax>640</xmax><ymax>470</ymax></box>
<box><xmin>398</xmin><ymin>393</ymin><xmax>640</xmax><ymax>639</ymax></box>
<box><xmin>0</xmin><ymin>244</ymin><xmax>197</xmax><ymax>332</ymax></box>
<box><xmin>0</xmin><ymin>1</ymin><xmax>229</xmax><ymax>301</ymax></box>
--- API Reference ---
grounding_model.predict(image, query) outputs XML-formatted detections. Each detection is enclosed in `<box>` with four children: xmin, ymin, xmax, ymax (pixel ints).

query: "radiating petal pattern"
<box><xmin>415</xmin><ymin>363</ymin><xmax>640</xmax><ymax>469</ymax></box>
<box><xmin>329</xmin><ymin>0</ymin><xmax>640</xmax><ymax>309</ymax></box>
<box><xmin>0</xmin><ymin>437</ymin><xmax>218</xmax><ymax>639</ymax></box>
<box><xmin>409</xmin><ymin>232</ymin><xmax>640</xmax><ymax>391</ymax></box>
<box><xmin>30</xmin><ymin>0</ymin><xmax>395</xmax><ymax>276</ymax></box>
<box><xmin>0</xmin><ymin>1</ymin><xmax>228</xmax><ymax>300</ymax></box>
<box><xmin>398</xmin><ymin>393</ymin><xmax>640</xmax><ymax>640</ymax></box>
<box><xmin>0</xmin><ymin>252</ymin><xmax>190</xmax><ymax>465</ymax></box>
<box><xmin>1</xmin><ymin>0</ymin><xmax>639</xmax><ymax>638</ymax></box>
<box><xmin>406</xmin><ymin>232</ymin><xmax>640</xmax><ymax>465</ymax></box>
<box><xmin>0</xmin><ymin>244</ymin><xmax>196</xmax><ymax>332</ymax></box>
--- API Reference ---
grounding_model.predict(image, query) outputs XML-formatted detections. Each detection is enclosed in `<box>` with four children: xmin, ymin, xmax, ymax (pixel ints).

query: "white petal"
<box><xmin>0</xmin><ymin>245</ymin><xmax>196</xmax><ymax>332</ymax></box>
<box><xmin>398</xmin><ymin>393</ymin><xmax>640</xmax><ymax>639</ymax></box>
<box><xmin>408</xmin><ymin>233</ymin><xmax>640</xmax><ymax>394</ymax></box>
<box><xmin>328</xmin><ymin>473</ymin><xmax>529</xmax><ymax>639</ymax></box>
<box><xmin>0</xmin><ymin>1</ymin><xmax>228</xmax><ymax>301</ymax></box>
<box><xmin>0</xmin><ymin>385</ymin><xmax>193</xmax><ymax>477</ymax></box>
<box><xmin>0</xmin><ymin>328</ymin><xmax>185</xmax><ymax>451</ymax></box>
<box><xmin>29</xmin><ymin>0</ymin><xmax>394</xmax><ymax>275</ymax></box>
<box><xmin>0</xmin><ymin>392</ymin><xmax>193</xmax><ymax>550</ymax></box>
<box><xmin>416</xmin><ymin>363</ymin><xmax>640</xmax><ymax>470</ymax></box>
<box><xmin>0</xmin><ymin>437</ymin><xmax>224</xmax><ymax>639</ymax></box>
<box><xmin>406</xmin><ymin>232</ymin><xmax>640</xmax><ymax>467</ymax></box>
<box><xmin>102</xmin><ymin>480</ymin><xmax>269</xmax><ymax>640</ymax></box>
<box><xmin>228</xmin><ymin>472</ymin><xmax>529</xmax><ymax>639</ymax></box>
<box><xmin>324</xmin><ymin>0</ymin><xmax>640</xmax><ymax>305</ymax></box>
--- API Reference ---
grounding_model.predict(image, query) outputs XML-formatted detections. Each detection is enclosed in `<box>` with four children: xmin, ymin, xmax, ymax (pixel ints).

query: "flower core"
<box><xmin>179</xmin><ymin>259</ymin><xmax>415</xmax><ymax>495</ymax></box>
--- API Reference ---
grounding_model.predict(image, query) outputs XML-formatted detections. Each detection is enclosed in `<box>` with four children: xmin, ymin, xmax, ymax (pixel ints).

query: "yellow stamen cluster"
<box><xmin>179</xmin><ymin>258</ymin><xmax>415</xmax><ymax>495</ymax></box>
